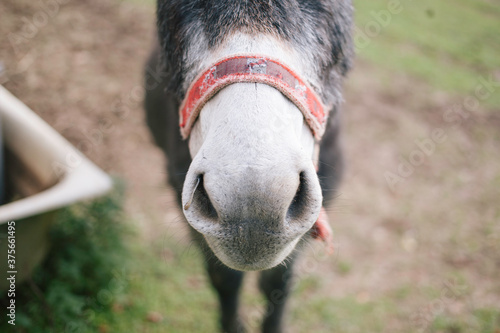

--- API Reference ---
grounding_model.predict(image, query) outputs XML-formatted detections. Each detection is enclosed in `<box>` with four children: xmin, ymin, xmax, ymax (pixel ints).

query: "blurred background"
<box><xmin>0</xmin><ymin>0</ymin><xmax>499</xmax><ymax>332</ymax></box>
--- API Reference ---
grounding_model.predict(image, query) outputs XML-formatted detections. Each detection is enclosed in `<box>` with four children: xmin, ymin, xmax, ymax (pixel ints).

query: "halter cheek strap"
<box><xmin>179</xmin><ymin>55</ymin><xmax>333</xmax><ymax>253</ymax></box>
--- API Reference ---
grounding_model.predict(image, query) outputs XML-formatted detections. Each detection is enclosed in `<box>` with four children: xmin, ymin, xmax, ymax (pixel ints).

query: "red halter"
<box><xmin>179</xmin><ymin>55</ymin><xmax>328</xmax><ymax>140</ymax></box>
<box><xmin>179</xmin><ymin>55</ymin><xmax>333</xmax><ymax>252</ymax></box>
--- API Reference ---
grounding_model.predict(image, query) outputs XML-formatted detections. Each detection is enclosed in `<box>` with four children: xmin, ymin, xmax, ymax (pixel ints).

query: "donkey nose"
<box><xmin>182</xmin><ymin>161</ymin><xmax>322</xmax><ymax>237</ymax></box>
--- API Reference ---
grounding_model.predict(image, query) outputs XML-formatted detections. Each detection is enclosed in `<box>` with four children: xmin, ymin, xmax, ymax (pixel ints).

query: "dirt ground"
<box><xmin>1</xmin><ymin>0</ymin><xmax>499</xmax><ymax>331</ymax></box>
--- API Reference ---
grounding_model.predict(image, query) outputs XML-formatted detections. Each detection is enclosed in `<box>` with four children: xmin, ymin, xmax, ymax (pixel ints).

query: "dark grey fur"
<box><xmin>145</xmin><ymin>1</ymin><xmax>353</xmax><ymax>332</ymax></box>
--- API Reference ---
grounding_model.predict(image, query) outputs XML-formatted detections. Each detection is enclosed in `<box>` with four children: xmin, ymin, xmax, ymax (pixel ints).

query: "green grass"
<box><xmin>90</xmin><ymin>238</ymin><xmax>220</xmax><ymax>332</ymax></box>
<box><xmin>1</xmin><ymin>183</ymin><xmax>131</xmax><ymax>332</ymax></box>
<box><xmin>291</xmin><ymin>296</ymin><xmax>393</xmax><ymax>333</ymax></box>
<box><xmin>432</xmin><ymin>308</ymin><xmax>500</xmax><ymax>333</ymax></box>
<box><xmin>354</xmin><ymin>0</ymin><xmax>500</xmax><ymax>108</ymax></box>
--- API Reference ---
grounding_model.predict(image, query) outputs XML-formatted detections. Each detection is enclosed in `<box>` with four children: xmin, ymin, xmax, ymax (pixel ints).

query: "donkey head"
<box><xmin>157</xmin><ymin>1</ymin><xmax>353</xmax><ymax>271</ymax></box>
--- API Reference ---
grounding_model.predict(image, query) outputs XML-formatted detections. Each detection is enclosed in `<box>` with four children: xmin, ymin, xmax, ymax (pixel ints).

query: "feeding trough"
<box><xmin>0</xmin><ymin>86</ymin><xmax>112</xmax><ymax>291</ymax></box>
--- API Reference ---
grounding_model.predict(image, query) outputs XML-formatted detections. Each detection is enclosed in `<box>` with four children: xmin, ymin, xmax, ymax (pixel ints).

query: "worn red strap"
<box><xmin>179</xmin><ymin>55</ymin><xmax>327</xmax><ymax>140</ymax></box>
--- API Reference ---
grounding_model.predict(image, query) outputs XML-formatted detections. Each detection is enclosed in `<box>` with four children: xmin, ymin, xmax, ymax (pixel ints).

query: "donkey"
<box><xmin>144</xmin><ymin>1</ymin><xmax>353</xmax><ymax>332</ymax></box>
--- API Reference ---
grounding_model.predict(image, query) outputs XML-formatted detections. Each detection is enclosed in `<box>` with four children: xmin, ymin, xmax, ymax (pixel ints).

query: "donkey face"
<box><xmin>181</xmin><ymin>34</ymin><xmax>323</xmax><ymax>271</ymax></box>
<box><xmin>155</xmin><ymin>0</ymin><xmax>353</xmax><ymax>271</ymax></box>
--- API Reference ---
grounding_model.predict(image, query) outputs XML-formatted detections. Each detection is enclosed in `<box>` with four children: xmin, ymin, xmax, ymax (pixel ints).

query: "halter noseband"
<box><xmin>179</xmin><ymin>55</ymin><xmax>328</xmax><ymax>140</ymax></box>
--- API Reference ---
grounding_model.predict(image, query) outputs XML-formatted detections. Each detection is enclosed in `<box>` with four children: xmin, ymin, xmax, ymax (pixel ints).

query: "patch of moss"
<box><xmin>0</xmin><ymin>181</ymin><xmax>130</xmax><ymax>333</ymax></box>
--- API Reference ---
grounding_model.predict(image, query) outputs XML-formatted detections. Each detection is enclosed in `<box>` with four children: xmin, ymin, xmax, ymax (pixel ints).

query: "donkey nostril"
<box><xmin>287</xmin><ymin>171</ymin><xmax>309</xmax><ymax>221</ymax></box>
<box><xmin>190</xmin><ymin>174</ymin><xmax>218</xmax><ymax>220</ymax></box>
